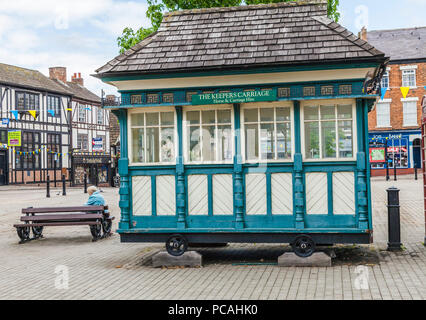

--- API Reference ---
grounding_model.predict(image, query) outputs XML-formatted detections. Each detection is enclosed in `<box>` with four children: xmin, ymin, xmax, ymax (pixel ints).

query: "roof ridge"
<box><xmin>368</xmin><ymin>26</ymin><xmax>426</xmax><ymax>33</ymax></box>
<box><xmin>164</xmin><ymin>0</ymin><xmax>327</xmax><ymax>17</ymax></box>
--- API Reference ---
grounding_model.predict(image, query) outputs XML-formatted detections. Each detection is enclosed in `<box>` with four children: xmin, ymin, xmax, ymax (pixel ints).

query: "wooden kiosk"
<box><xmin>95</xmin><ymin>2</ymin><xmax>388</xmax><ymax>257</ymax></box>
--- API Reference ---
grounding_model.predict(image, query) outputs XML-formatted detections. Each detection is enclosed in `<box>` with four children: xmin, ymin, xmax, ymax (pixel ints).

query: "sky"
<box><xmin>0</xmin><ymin>0</ymin><xmax>425</xmax><ymax>97</ymax></box>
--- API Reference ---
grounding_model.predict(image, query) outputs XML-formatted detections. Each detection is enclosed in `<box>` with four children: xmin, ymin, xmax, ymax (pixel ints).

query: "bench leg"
<box><xmin>90</xmin><ymin>224</ymin><xmax>102</xmax><ymax>242</ymax></box>
<box><xmin>16</xmin><ymin>226</ymin><xmax>31</xmax><ymax>244</ymax></box>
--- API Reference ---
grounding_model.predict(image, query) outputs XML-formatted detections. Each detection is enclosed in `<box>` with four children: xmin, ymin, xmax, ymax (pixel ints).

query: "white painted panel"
<box><xmin>156</xmin><ymin>175</ymin><xmax>176</xmax><ymax>216</ymax></box>
<box><xmin>213</xmin><ymin>174</ymin><xmax>233</xmax><ymax>215</ymax></box>
<box><xmin>306</xmin><ymin>172</ymin><xmax>328</xmax><ymax>215</ymax></box>
<box><xmin>246</xmin><ymin>174</ymin><xmax>267</xmax><ymax>215</ymax></box>
<box><xmin>132</xmin><ymin>176</ymin><xmax>152</xmax><ymax>216</ymax></box>
<box><xmin>271</xmin><ymin>173</ymin><xmax>293</xmax><ymax>215</ymax></box>
<box><xmin>188</xmin><ymin>175</ymin><xmax>208</xmax><ymax>216</ymax></box>
<box><xmin>333</xmin><ymin>172</ymin><xmax>355</xmax><ymax>215</ymax></box>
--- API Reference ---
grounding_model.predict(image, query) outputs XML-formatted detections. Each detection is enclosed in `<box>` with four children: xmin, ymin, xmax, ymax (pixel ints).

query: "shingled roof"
<box><xmin>367</xmin><ymin>27</ymin><xmax>426</xmax><ymax>62</ymax></box>
<box><xmin>0</xmin><ymin>63</ymin><xmax>73</xmax><ymax>95</ymax></box>
<box><xmin>96</xmin><ymin>1</ymin><xmax>386</xmax><ymax>77</ymax></box>
<box><xmin>51</xmin><ymin>80</ymin><xmax>101</xmax><ymax>104</ymax></box>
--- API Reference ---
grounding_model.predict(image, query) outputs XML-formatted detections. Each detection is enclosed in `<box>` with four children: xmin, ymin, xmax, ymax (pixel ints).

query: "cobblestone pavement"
<box><xmin>0</xmin><ymin>177</ymin><xmax>425</xmax><ymax>300</ymax></box>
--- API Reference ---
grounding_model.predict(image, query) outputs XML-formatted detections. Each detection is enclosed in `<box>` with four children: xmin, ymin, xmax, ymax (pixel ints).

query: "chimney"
<box><xmin>49</xmin><ymin>67</ymin><xmax>67</xmax><ymax>82</ymax></box>
<box><xmin>71</xmin><ymin>72</ymin><xmax>84</xmax><ymax>86</ymax></box>
<box><xmin>359</xmin><ymin>26</ymin><xmax>367</xmax><ymax>41</ymax></box>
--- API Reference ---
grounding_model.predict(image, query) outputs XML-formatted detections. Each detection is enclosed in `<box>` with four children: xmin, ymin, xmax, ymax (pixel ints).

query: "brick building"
<box><xmin>361</xmin><ymin>27</ymin><xmax>426</xmax><ymax>175</ymax></box>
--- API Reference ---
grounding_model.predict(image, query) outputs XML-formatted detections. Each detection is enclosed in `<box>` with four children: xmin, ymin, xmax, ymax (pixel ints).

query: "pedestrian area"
<box><xmin>0</xmin><ymin>177</ymin><xmax>424</xmax><ymax>300</ymax></box>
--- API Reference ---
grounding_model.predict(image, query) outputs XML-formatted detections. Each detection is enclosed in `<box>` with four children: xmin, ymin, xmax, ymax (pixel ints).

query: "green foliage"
<box><xmin>117</xmin><ymin>0</ymin><xmax>340</xmax><ymax>53</ymax></box>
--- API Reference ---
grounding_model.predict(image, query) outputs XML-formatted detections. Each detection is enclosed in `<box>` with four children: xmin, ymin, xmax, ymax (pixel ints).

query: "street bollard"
<box><xmin>84</xmin><ymin>173</ymin><xmax>88</xmax><ymax>194</ymax></box>
<box><xmin>62</xmin><ymin>175</ymin><xmax>66</xmax><ymax>196</ymax></box>
<box><xmin>414</xmin><ymin>165</ymin><xmax>418</xmax><ymax>181</ymax></box>
<box><xmin>394</xmin><ymin>165</ymin><xmax>397</xmax><ymax>181</ymax></box>
<box><xmin>46</xmin><ymin>175</ymin><xmax>50</xmax><ymax>198</ymax></box>
<box><xmin>387</xmin><ymin>187</ymin><xmax>402</xmax><ymax>251</ymax></box>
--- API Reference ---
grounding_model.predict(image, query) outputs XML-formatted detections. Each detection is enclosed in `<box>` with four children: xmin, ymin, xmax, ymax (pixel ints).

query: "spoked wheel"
<box><xmin>166</xmin><ymin>234</ymin><xmax>188</xmax><ymax>257</ymax></box>
<box><xmin>291</xmin><ymin>235</ymin><xmax>316</xmax><ymax>258</ymax></box>
<box><xmin>32</xmin><ymin>226</ymin><xmax>44</xmax><ymax>238</ymax></box>
<box><xmin>102</xmin><ymin>219</ymin><xmax>112</xmax><ymax>237</ymax></box>
<box><xmin>90</xmin><ymin>223</ymin><xmax>102</xmax><ymax>241</ymax></box>
<box><xmin>17</xmin><ymin>226</ymin><xmax>31</xmax><ymax>243</ymax></box>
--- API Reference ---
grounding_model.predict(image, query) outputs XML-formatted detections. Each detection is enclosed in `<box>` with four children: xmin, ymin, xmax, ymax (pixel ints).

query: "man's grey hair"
<box><xmin>87</xmin><ymin>186</ymin><xmax>98</xmax><ymax>195</ymax></box>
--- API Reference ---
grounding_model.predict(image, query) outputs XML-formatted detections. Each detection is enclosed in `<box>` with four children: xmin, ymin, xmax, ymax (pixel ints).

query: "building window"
<box><xmin>243</xmin><ymin>106</ymin><xmax>292</xmax><ymax>161</ymax></box>
<box><xmin>402</xmin><ymin>69</ymin><xmax>416</xmax><ymax>88</ymax></box>
<box><xmin>185</xmin><ymin>108</ymin><xmax>233</xmax><ymax>163</ymax></box>
<box><xmin>97</xmin><ymin>107</ymin><xmax>103</xmax><ymax>125</ymax></box>
<box><xmin>387</xmin><ymin>138</ymin><xmax>408</xmax><ymax>168</ymax></box>
<box><xmin>376</xmin><ymin>102</ymin><xmax>391</xmax><ymax>128</ymax></box>
<box><xmin>381</xmin><ymin>71</ymin><xmax>389</xmax><ymax>89</ymax></box>
<box><xmin>0</xmin><ymin>130</ymin><xmax>7</xmax><ymax>144</ymax></box>
<box><xmin>15</xmin><ymin>132</ymin><xmax>41</xmax><ymax>169</ymax></box>
<box><xmin>47</xmin><ymin>96</ymin><xmax>61</xmax><ymax>117</ymax></box>
<box><xmin>47</xmin><ymin>133</ymin><xmax>61</xmax><ymax>169</ymax></box>
<box><xmin>78</xmin><ymin>105</ymin><xmax>87</xmax><ymax>122</ymax></box>
<box><xmin>130</xmin><ymin>110</ymin><xmax>175</xmax><ymax>164</ymax></box>
<box><xmin>303</xmin><ymin>103</ymin><xmax>354</xmax><ymax>160</ymax></box>
<box><xmin>16</xmin><ymin>92</ymin><xmax>40</xmax><ymax>112</ymax></box>
<box><xmin>402</xmin><ymin>100</ymin><xmax>418</xmax><ymax>126</ymax></box>
<box><xmin>77</xmin><ymin>134</ymin><xmax>88</xmax><ymax>150</ymax></box>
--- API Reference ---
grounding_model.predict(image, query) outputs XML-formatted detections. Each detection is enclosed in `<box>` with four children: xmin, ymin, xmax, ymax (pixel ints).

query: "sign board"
<box><xmin>1</xmin><ymin>118</ymin><xmax>9</xmax><ymax>125</ymax></box>
<box><xmin>369</xmin><ymin>148</ymin><xmax>385</xmax><ymax>163</ymax></box>
<box><xmin>7</xmin><ymin>130</ymin><xmax>21</xmax><ymax>147</ymax></box>
<box><xmin>191</xmin><ymin>89</ymin><xmax>277</xmax><ymax>105</ymax></box>
<box><xmin>92</xmin><ymin>137</ymin><xmax>103</xmax><ymax>151</ymax></box>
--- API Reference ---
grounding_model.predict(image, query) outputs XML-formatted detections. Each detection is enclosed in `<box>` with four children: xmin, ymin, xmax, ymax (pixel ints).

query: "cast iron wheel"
<box><xmin>166</xmin><ymin>234</ymin><xmax>188</xmax><ymax>257</ymax></box>
<box><xmin>90</xmin><ymin>223</ymin><xmax>102</xmax><ymax>241</ymax></box>
<box><xmin>102</xmin><ymin>219</ymin><xmax>112</xmax><ymax>236</ymax></box>
<box><xmin>291</xmin><ymin>235</ymin><xmax>316</xmax><ymax>258</ymax></box>
<box><xmin>32</xmin><ymin>226</ymin><xmax>44</xmax><ymax>238</ymax></box>
<box><xmin>17</xmin><ymin>226</ymin><xmax>31</xmax><ymax>242</ymax></box>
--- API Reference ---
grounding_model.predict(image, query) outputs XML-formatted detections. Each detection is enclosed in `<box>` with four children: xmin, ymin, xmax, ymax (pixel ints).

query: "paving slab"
<box><xmin>152</xmin><ymin>251</ymin><xmax>202</xmax><ymax>268</ymax></box>
<box><xmin>278</xmin><ymin>252</ymin><xmax>332</xmax><ymax>267</ymax></box>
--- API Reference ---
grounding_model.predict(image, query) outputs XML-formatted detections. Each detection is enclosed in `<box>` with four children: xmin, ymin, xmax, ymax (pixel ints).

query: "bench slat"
<box><xmin>21</xmin><ymin>214</ymin><xmax>103</xmax><ymax>222</ymax></box>
<box><xmin>22</xmin><ymin>206</ymin><xmax>108</xmax><ymax>214</ymax></box>
<box><xmin>14</xmin><ymin>221</ymin><xmax>102</xmax><ymax>228</ymax></box>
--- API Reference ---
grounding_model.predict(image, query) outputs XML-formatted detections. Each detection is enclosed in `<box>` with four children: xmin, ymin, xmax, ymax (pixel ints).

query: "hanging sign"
<box><xmin>92</xmin><ymin>137</ymin><xmax>103</xmax><ymax>151</ymax></box>
<box><xmin>8</xmin><ymin>130</ymin><xmax>21</xmax><ymax>147</ymax></box>
<box><xmin>191</xmin><ymin>89</ymin><xmax>277</xmax><ymax>105</ymax></box>
<box><xmin>369</xmin><ymin>148</ymin><xmax>385</xmax><ymax>163</ymax></box>
<box><xmin>1</xmin><ymin>118</ymin><xmax>9</xmax><ymax>125</ymax></box>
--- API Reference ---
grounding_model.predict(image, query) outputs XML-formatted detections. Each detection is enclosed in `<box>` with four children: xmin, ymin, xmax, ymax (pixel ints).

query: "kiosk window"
<box><xmin>303</xmin><ymin>103</ymin><xmax>354</xmax><ymax>160</ymax></box>
<box><xmin>130</xmin><ymin>111</ymin><xmax>175</xmax><ymax>164</ymax></box>
<box><xmin>243</xmin><ymin>106</ymin><xmax>292</xmax><ymax>161</ymax></box>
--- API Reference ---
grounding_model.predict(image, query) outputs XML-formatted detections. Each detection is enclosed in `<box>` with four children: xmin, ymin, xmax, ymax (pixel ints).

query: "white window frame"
<box><xmin>376</xmin><ymin>99</ymin><xmax>391</xmax><ymax>128</ymax></box>
<box><xmin>300</xmin><ymin>99</ymin><xmax>357</xmax><ymax>162</ymax></box>
<box><xmin>77</xmin><ymin>133</ymin><xmax>88</xmax><ymax>151</ymax></box>
<box><xmin>128</xmin><ymin>107</ymin><xmax>177</xmax><ymax>166</ymax></box>
<box><xmin>241</xmin><ymin>101</ymin><xmax>294</xmax><ymax>164</ymax></box>
<box><xmin>78</xmin><ymin>104</ymin><xmax>87</xmax><ymax>123</ymax></box>
<box><xmin>381</xmin><ymin>71</ymin><xmax>389</xmax><ymax>89</ymax></box>
<box><xmin>401</xmin><ymin>65</ymin><xmax>417</xmax><ymax>88</ymax></box>
<box><xmin>402</xmin><ymin>97</ymin><xmax>419</xmax><ymax>127</ymax></box>
<box><xmin>97</xmin><ymin>107</ymin><xmax>104</xmax><ymax>125</ymax></box>
<box><xmin>183</xmin><ymin>104</ymin><xmax>234</xmax><ymax>165</ymax></box>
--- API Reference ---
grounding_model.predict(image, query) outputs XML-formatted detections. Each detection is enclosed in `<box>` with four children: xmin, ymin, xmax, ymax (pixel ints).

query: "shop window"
<box><xmin>130</xmin><ymin>110</ymin><xmax>175</xmax><ymax>164</ymax></box>
<box><xmin>303</xmin><ymin>103</ymin><xmax>354</xmax><ymax>160</ymax></box>
<box><xmin>185</xmin><ymin>108</ymin><xmax>233</xmax><ymax>163</ymax></box>
<box><xmin>15</xmin><ymin>132</ymin><xmax>41</xmax><ymax>169</ymax></box>
<box><xmin>387</xmin><ymin>138</ymin><xmax>408</xmax><ymax>168</ymax></box>
<box><xmin>376</xmin><ymin>102</ymin><xmax>390</xmax><ymax>128</ymax></box>
<box><xmin>402</xmin><ymin>100</ymin><xmax>418</xmax><ymax>126</ymax></box>
<box><xmin>243</xmin><ymin>106</ymin><xmax>292</xmax><ymax>161</ymax></box>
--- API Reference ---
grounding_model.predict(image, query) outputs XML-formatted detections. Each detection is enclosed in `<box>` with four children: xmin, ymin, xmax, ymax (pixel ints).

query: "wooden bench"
<box><xmin>13</xmin><ymin>206</ymin><xmax>114</xmax><ymax>243</ymax></box>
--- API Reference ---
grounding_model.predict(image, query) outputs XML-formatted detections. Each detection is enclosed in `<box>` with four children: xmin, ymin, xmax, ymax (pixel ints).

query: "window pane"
<box><xmin>320</xmin><ymin>105</ymin><xmax>335</xmax><ymax>120</ymax></box>
<box><xmin>131</xmin><ymin>113</ymin><xmax>144</xmax><ymax>126</ymax></box>
<box><xmin>161</xmin><ymin>127</ymin><xmax>174</xmax><ymax>162</ymax></box>
<box><xmin>304</xmin><ymin>106</ymin><xmax>319</xmax><ymax>120</ymax></box>
<box><xmin>260</xmin><ymin>108</ymin><xmax>274</xmax><ymax>122</ymax></box>
<box><xmin>338</xmin><ymin>120</ymin><xmax>353</xmax><ymax>158</ymax></box>
<box><xmin>218</xmin><ymin>125</ymin><xmax>233</xmax><ymax>161</ymax></box>
<box><xmin>202</xmin><ymin>126</ymin><xmax>215</xmax><ymax>161</ymax></box>
<box><xmin>321</xmin><ymin>121</ymin><xmax>336</xmax><ymax>158</ymax></box>
<box><xmin>187</xmin><ymin>111</ymin><xmax>200</xmax><ymax>125</ymax></box>
<box><xmin>146</xmin><ymin>113</ymin><xmax>159</xmax><ymax>126</ymax></box>
<box><xmin>146</xmin><ymin>127</ymin><xmax>159</xmax><ymax>162</ymax></box>
<box><xmin>305</xmin><ymin>122</ymin><xmax>319</xmax><ymax>159</ymax></box>
<box><xmin>245</xmin><ymin>124</ymin><xmax>258</xmax><ymax>160</ymax></box>
<box><xmin>202</xmin><ymin>110</ymin><xmax>215</xmax><ymax>124</ymax></box>
<box><xmin>276</xmin><ymin>107</ymin><xmax>290</xmax><ymax>122</ymax></box>
<box><xmin>132</xmin><ymin>128</ymin><xmax>144</xmax><ymax>163</ymax></box>
<box><xmin>189</xmin><ymin>127</ymin><xmax>201</xmax><ymax>161</ymax></box>
<box><xmin>244</xmin><ymin>108</ymin><xmax>258</xmax><ymax>122</ymax></box>
<box><xmin>160</xmin><ymin>112</ymin><xmax>174</xmax><ymax>125</ymax></box>
<box><xmin>277</xmin><ymin>122</ymin><xmax>291</xmax><ymax>159</ymax></box>
<box><xmin>217</xmin><ymin>110</ymin><xmax>231</xmax><ymax>124</ymax></box>
<box><xmin>260</xmin><ymin>124</ymin><xmax>274</xmax><ymax>160</ymax></box>
<box><xmin>337</xmin><ymin>105</ymin><xmax>352</xmax><ymax>119</ymax></box>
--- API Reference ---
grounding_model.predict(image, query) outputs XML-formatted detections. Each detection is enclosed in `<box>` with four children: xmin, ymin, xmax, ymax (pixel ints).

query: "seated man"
<box><xmin>85</xmin><ymin>186</ymin><xmax>108</xmax><ymax>213</ymax></box>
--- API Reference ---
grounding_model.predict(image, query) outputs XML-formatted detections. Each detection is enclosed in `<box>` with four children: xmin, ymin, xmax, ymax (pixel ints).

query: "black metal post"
<box><xmin>414</xmin><ymin>165</ymin><xmax>418</xmax><ymax>180</ymax></box>
<box><xmin>46</xmin><ymin>175</ymin><xmax>50</xmax><ymax>198</ymax></box>
<box><xmin>54</xmin><ymin>160</ymin><xmax>57</xmax><ymax>188</ymax></box>
<box><xmin>62</xmin><ymin>174</ymin><xmax>66</xmax><ymax>196</ymax></box>
<box><xmin>387</xmin><ymin>187</ymin><xmax>402</xmax><ymax>251</ymax></box>
<box><xmin>385</xmin><ymin>139</ymin><xmax>390</xmax><ymax>181</ymax></box>
<box><xmin>394</xmin><ymin>164</ymin><xmax>397</xmax><ymax>181</ymax></box>
<box><xmin>84</xmin><ymin>173</ymin><xmax>87</xmax><ymax>194</ymax></box>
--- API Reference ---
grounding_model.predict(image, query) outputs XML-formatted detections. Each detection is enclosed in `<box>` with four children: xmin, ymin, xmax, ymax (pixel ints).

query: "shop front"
<box><xmin>72</xmin><ymin>151</ymin><xmax>111</xmax><ymax>186</ymax></box>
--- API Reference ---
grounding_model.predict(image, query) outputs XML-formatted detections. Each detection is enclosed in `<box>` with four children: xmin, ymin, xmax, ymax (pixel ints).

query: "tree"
<box><xmin>117</xmin><ymin>0</ymin><xmax>340</xmax><ymax>53</ymax></box>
